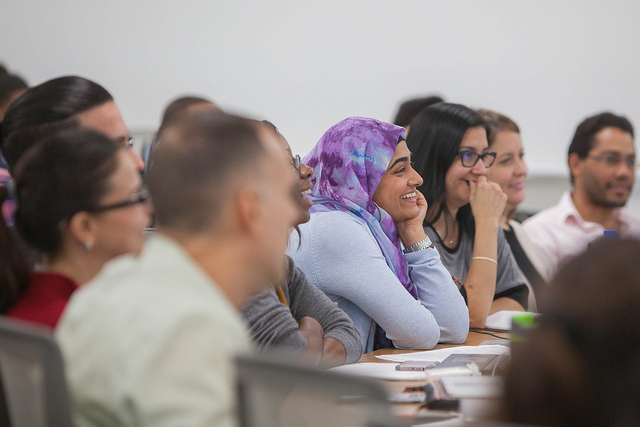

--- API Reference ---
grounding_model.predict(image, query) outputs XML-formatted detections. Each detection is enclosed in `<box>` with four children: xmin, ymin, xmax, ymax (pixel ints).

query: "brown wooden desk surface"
<box><xmin>358</xmin><ymin>329</ymin><xmax>510</xmax><ymax>363</ymax></box>
<box><xmin>356</xmin><ymin>329</ymin><xmax>510</xmax><ymax>423</ymax></box>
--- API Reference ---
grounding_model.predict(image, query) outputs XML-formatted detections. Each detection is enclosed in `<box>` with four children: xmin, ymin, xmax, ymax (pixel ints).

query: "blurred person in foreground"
<box><xmin>505</xmin><ymin>238</ymin><xmax>640</xmax><ymax>426</ymax></box>
<box><xmin>57</xmin><ymin>111</ymin><xmax>300</xmax><ymax>427</ymax></box>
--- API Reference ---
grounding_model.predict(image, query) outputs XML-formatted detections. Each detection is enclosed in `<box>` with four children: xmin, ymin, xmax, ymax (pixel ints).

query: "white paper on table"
<box><xmin>330</xmin><ymin>362</ymin><xmax>429</xmax><ymax>380</ymax></box>
<box><xmin>440</xmin><ymin>376</ymin><xmax>504</xmax><ymax>399</ymax></box>
<box><xmin>374</xmin><ymin>345</ymin><xmax>509</xmax><ymax>363</ymax></box>
<box><xmin>485</xmin><ymin>310</ymin><xmax>540</xmax><ymax>331</ymax></box>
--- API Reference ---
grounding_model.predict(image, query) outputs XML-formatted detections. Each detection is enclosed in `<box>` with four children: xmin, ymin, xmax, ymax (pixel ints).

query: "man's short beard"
<box><xmin>586</xmin><ymin>186</ymin><xmax>629</xmax><ymax>208</ymax></box>
<box><xmin>594</xmin><ymin>198</ymin><xmax>627</xmax><ymax>208</ymax></box>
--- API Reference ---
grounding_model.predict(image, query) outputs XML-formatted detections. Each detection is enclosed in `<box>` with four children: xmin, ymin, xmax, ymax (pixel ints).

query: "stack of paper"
<box><xmin>374</xmin><ymin>345</ymin><xmax>509</xmax><ymax>363</ymax></box>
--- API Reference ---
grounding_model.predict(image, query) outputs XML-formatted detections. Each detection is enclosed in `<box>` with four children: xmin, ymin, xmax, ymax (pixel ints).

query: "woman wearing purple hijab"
<box><xmin>290</xmin><ymin>117</ymin><xmax>469</xmax><ymax>352</ymax></box>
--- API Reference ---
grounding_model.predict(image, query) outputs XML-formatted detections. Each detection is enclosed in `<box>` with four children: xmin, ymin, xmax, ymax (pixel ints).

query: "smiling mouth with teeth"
<box><xmin>301</xmin><ymin>188</ymin><xmax>312</xmax><ymax>196</ymax></box>
<box><xmin>400</xmin><ymin>192</ymin><xmax>416</xmax><ymax>199</ymax></box>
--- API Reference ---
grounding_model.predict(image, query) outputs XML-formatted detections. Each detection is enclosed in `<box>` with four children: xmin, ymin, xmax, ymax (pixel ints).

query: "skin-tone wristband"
<box><xmin>471</xmin><ymin>256</ymin><xmax>497</xmax><ymax>265</ymax></box>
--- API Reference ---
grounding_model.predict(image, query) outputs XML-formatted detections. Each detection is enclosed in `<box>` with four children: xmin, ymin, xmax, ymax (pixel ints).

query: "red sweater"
<box><xmin>6</xmin><ymin>272</ymin><xmax>78</xmax><ymax>329</ymax></box>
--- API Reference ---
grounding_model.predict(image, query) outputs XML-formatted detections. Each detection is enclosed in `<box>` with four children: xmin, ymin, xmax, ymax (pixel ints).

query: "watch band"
<box><xmin>402</xmin><ymin>236</ymin><xmax>434</xmax><ymax>254</ymax></box>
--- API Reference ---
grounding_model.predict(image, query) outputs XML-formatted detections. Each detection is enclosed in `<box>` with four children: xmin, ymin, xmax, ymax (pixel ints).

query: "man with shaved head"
<box><xmin>57</xmin><ymin>110</ymin><xmax>301</xmax><ymax>427</ymax></box>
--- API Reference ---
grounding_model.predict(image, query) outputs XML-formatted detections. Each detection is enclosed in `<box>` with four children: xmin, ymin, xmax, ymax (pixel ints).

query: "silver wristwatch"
<box><xmin>402</xmin><ymin>236</ymin><xmax>434</xmax><ymax>254</ymax></box>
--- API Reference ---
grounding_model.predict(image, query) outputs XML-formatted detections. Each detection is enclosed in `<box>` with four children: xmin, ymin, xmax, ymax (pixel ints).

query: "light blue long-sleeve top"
<box><xmin>290</xmin><ymin>210</ymin><xmax>470</xmax><ymax>354</ymax></box>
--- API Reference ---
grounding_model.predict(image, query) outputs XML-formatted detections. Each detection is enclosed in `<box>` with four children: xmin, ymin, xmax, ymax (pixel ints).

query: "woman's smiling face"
<box><xmin>487</xmin><ymin>130</ymin><xmax>528</xmax><ymax>209</ymax></box>
<box><xmin>444</xmin><ymin>126</ymin><xmax>490</xmax><ymax>210</ymax></box>
<box><xmin>274</xmin><ymin>130</ymin><xmax>314</xmax><ymax>225</ymax></box>
<box><xmin>372</xmin><ymin>140</ymin><xmax>423</xmax><ymax>222</ymax></box>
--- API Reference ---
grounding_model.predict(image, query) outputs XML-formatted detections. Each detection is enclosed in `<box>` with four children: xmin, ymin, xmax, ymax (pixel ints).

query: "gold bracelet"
<box><xmin>471</xmin><ymin>256</ymin><xmax>497</xmax><ymax>265</ymax></box>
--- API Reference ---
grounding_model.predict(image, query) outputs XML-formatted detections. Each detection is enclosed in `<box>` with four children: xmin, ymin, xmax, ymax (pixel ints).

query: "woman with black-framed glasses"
<box><xmin>0</xmin><ymin>127</ymin><xmax>152</xmax><ymax>328</ymax></box>
<box><xmin>407</xmin><ymin>103</ymin><xmax>528</xmax><ymax>329</ymax></box>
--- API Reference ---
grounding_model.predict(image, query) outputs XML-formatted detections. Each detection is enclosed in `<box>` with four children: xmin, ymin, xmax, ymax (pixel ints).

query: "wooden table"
<box><xmin>358</xmin><ymin>330</ymin><xmax>510</xmax><ymax>363</ymax></box>
<box><xmin>357</xmin><ymin>330</ymin><xmax>511</xmax><ymax>423</ymax></box>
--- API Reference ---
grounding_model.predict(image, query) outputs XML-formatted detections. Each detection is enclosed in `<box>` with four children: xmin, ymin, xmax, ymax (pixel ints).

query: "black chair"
<box><xmin>0</xmin><ymin>318</ymin><xmax>73</xmax><ymax>427</ymax></box>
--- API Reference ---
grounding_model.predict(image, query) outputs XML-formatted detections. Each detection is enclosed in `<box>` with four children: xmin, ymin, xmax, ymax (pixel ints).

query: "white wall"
<box><xmin>2</xmin><ymin>0</ymin><xmax>640</xmax><ymax>210</ymax></box>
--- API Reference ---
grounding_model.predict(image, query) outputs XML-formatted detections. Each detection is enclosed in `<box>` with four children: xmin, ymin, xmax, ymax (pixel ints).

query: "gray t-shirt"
<box><xmin>424</xmin><ymin>225</ymin><xmax>529</xmax><ymax>308</ymax></box>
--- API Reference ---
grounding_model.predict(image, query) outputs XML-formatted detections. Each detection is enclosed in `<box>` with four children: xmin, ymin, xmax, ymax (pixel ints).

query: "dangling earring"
<box><xmin>83</xmin><ymin>240</ymin><xmax>93</xmax><ymax>252</ymax></box>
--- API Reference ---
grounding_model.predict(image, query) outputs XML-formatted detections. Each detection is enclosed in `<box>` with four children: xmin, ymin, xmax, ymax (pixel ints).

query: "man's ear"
<box><xmin>234</xmin><ymin>186</ymin><xmax>262</xmax><ymax>236</ymax></box>
<box><xmin>68</xmin><ymin>211</ymin><xmax>98</xmax><ymax>250</ymax></box>
<box><xmin>568</xmin><ymin>153</ymin><xmax>583</xmax><ymax>183</ymax></box>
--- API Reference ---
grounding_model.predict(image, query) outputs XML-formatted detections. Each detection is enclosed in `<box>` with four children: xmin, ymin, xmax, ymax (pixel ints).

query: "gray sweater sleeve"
<box><xmin>287</xmin><ymin>265</ymin><xmax>363</xmax><ymax>364</ymax></box>
<box><xmin>241</xmin><ymin>259</ymin><xmax>363</xmax><ymax>363</ymax></box>
<box><xmin>241</xmin><ymin>287</ymin><xmax>309</xmax><ymax>359</ymax></box>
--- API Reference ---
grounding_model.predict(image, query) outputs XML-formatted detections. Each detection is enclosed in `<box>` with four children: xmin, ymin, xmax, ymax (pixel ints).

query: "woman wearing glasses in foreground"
<box><xmin>291</xmin><ymin>117</ymin><xmax>468</xmax><ymax>353</ymax></box>
<box><xmin>407</xmin><ymin>103</ymin><xmax>528</xmax><ymax>328</ymax></box>
<box><xmin>0</xmin><ymin>128</ymin><xmax>151</xmax><ymax>328</ymax></box>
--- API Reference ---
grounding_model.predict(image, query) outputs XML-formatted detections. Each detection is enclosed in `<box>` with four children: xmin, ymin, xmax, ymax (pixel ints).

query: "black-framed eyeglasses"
<box><xmin>458</xmin><ymin>150</ymin><xmax>497</xmax><ymax>168</ymax></box>
<box><xmin>586</xmin><ymin>154</ymin><xmax>637</xmax><ymax>169</ymax></box>
<box><xmin>87</xmin><ymin>186</ymin><xmax>150</xmax><ymax>213</ymax></box>
<box><xmin>292</xmin><ymin>154</ymin><xmax>301</xmax><ymax>172</ymax></box>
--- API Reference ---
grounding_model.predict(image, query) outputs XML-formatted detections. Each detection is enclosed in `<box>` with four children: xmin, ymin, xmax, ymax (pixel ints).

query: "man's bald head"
<box><xmin>148</xmin><ymin>111</ymin><xmax>267</xmax><ymax>234</ymax></box>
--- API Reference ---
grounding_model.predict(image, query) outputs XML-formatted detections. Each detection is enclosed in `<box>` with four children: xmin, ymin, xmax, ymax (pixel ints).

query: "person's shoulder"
<box><xmin>523</xmin><ymin>199</ymin><xmax>566</xmax><ymax>229</ymax></box>
<box><xmin>59</xmin><ymin>263</ymin><xmax>246</xmax><ymax>349</ymax></box>
<box><xmin>66</xmin><ymin>254</ymin><xmax>139</xmax><ymax>306</ymax></box>
<box><xmin>423</xmin><ymin>225</ymin><xmax>448</xmax><ymax>252</ymax></box>
<box><xmin>308</xmin><ymin>209</ymin><xmax>365</xmax><ymax>227</ymax></box>
<box><xmin>305</xmin><ymin>210</ymin><xmax>374</xmax><ymax>241</ymax></box>
<box><xmin>620</xmin><ymin>207</ymin><xmax>640</xmax><ymax>223</ymax></box>
<box><xmin>423</xmin><ymin>224</ymin><xmax>438</xmax><ymax>240</ymax></box>
<box><xmin>497</xmin><ymin>226</ymin><xmax>509</xmax><ymax>245</ymax></box>
<box><xmin>64</xmin><ymin>248</ymin><xmax>234</xmax><ymax>327</ymax></box>
<box><xmin>619</xmin><ymin>208</ymin><xmax>640</xmax><ymax>235</ymax></box>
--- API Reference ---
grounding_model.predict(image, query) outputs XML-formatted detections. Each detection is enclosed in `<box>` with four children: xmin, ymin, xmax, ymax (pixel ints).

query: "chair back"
<box><xmin>0</xmin><ymin>318</ymin><xmax>73</xmax><ymax>427</ymax></box>
<box><xmin>236</xmin><ymin>354</ymin><xmax>408</xmax><ymax>427</ymax></box>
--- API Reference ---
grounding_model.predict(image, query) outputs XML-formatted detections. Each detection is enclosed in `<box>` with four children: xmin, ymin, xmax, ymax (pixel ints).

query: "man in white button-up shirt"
<box><xmin>524</xmin><ymin>111</ymin><xmax>640</xmax><ymax>277</ymax></box>
<box><xmin>57</xmin><ymin>111</ymin><xmax>301</xmax><ymax>427</ymax></box>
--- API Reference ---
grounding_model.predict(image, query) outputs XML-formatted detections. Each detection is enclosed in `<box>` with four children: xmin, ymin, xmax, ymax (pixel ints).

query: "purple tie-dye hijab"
<box><xmin>304</xmin><ymin>117</ymin><xmax>418</xmax><ymax>300</ymax></box>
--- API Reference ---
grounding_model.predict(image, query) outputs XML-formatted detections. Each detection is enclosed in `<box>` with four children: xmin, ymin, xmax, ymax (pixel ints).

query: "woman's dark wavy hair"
<box><xmin>0</xmin><ymin>76</ymin><xmax>112</xmax><ymax>174</ymax></box>
<box><xmin>406</xmin><ymin>102</ymin><xmax>488</xmax><ymax>239</ymax></box>
<box><xmin>0</xmin><ymin>128</ymin><xmax>121</xmax><ymax>313</ymax></box>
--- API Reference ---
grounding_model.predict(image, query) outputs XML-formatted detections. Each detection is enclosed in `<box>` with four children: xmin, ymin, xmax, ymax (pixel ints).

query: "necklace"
<box><xmin>435</xmin><ymin>221</ymin><xmax>457</xmax><ymax>246</ymax></box>
<box><xmin>447</xmin><ymin>226</ymin><xmax>458</xmax><ymax>246</ymax></box>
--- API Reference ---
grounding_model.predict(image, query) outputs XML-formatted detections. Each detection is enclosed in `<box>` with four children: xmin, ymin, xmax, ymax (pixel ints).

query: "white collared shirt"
<box><xmin>523</xmin><ymin>191</ymin><xmax>640</xmax><ymax>277</ymax></box>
